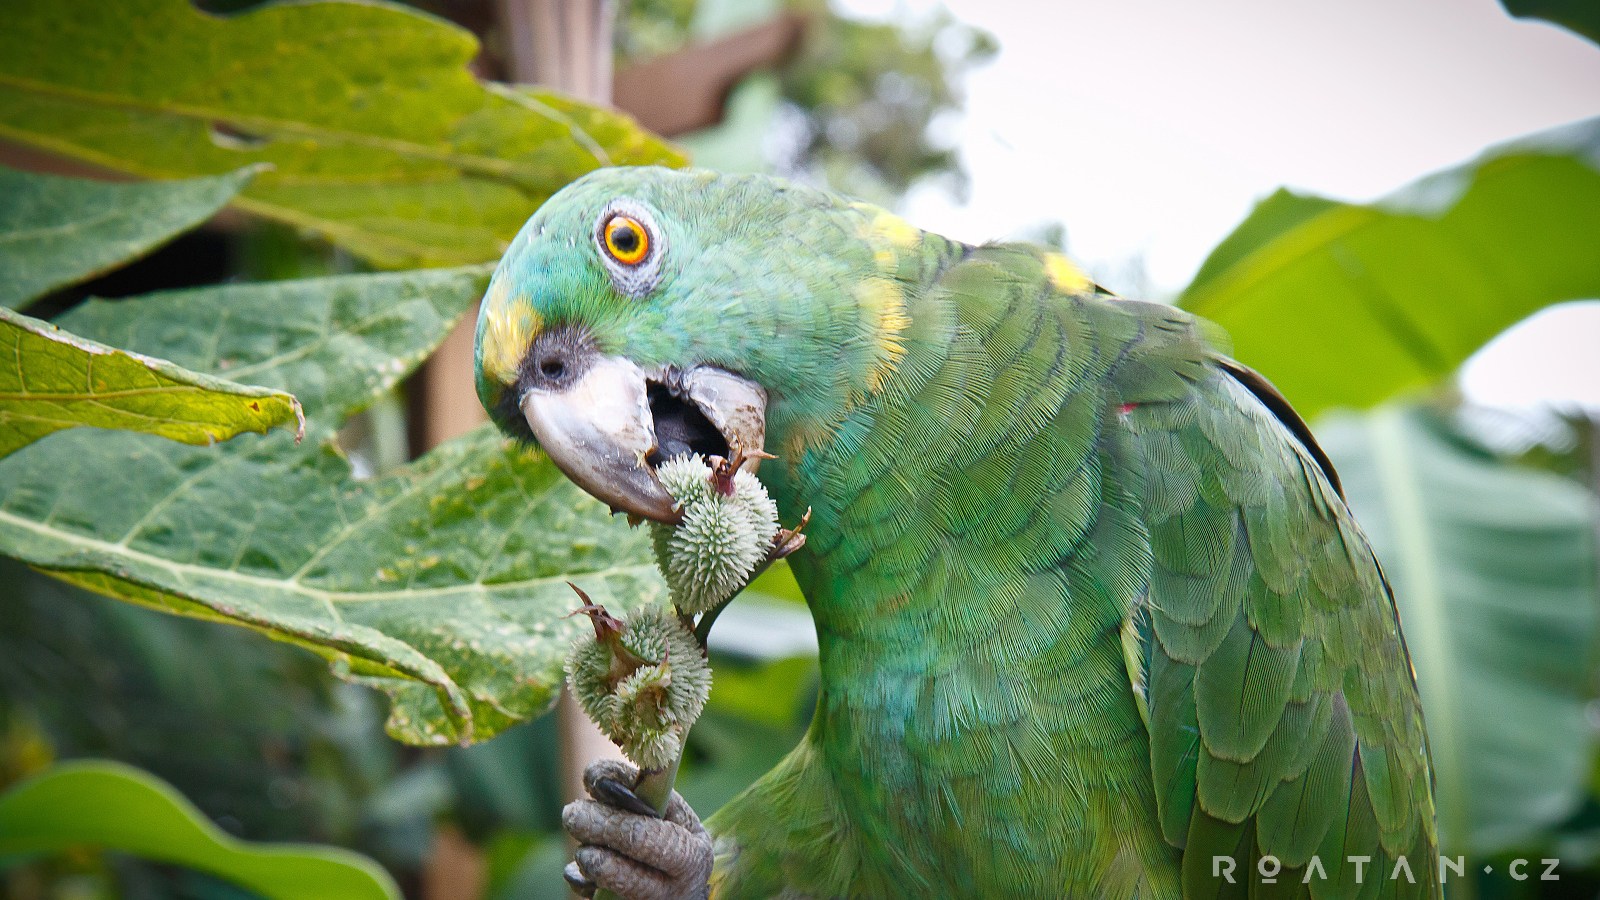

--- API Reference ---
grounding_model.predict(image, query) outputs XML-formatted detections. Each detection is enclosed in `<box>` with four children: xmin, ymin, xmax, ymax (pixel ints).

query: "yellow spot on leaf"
<box><xmin>1044</xmin><ymin>253</ymin><xmax>1091</xmax><ymax>294</ymax></box>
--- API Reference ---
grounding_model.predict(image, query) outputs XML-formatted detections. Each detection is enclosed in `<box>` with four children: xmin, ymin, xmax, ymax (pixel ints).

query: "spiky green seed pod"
<box><xmin>564</xmin><ymin>604</ymin><xmax>711</xmax><ymax>770</ymax></box>
<box><xmin>651</xmin><ymin>455</ymin><xmax>780</xmax><ymax>614</ymax></box>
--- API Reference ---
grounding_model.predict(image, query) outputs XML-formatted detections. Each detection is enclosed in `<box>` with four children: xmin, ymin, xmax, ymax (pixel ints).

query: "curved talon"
<box><xmin>564</xmin><ymin>860</ymin><xmax>598</xmax><ymax>898</ymax></box>
<box><xmin>593</xmin><ymin>774</ymin><xmax>661</xmax><ymax>818</ymax></box>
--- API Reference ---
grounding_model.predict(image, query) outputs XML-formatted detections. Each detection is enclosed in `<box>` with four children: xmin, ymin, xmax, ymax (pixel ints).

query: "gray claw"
<box><xmin>564</xmin><ymin>860</ymin><xmax>597</xmax><ymax>897</ymax></box>
<box><xmin>593</xmin><ymin>774</ymin><xmax>661</xmax><ymax>818</ymax></box>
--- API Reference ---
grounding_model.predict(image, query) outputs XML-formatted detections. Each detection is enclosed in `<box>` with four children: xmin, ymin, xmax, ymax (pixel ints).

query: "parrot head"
<box><xmin>475</xmin><ymin>166</ymin><xmax>917</xmax><ymax>523</ymax></box>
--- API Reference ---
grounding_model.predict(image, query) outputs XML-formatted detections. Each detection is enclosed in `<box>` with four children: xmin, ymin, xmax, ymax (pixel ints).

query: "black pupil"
<box><xmin>611</xmin><ymin>222</ymin><xmax>640</xmax><ymax>255</ymax></box>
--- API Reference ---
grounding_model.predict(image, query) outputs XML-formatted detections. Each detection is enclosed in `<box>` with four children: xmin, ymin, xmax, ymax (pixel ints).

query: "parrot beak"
<box><xmin>518</xmin><ymin>355</ymin><xmax>767</xmax><ymax>525</ymax></box>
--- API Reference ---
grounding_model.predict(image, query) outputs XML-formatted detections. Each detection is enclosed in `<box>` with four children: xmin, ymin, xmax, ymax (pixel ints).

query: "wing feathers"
<box><xmin>1106</xmin><ymin>301</ymin><xmax>1437</xmax><ymax>899</ymax></box>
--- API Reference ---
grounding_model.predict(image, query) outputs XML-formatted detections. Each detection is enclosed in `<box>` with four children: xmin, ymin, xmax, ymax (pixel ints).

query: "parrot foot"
<box><xmin>563</xmin><ymin>758</ymin><xmax>712</xmax><ymax>900</ymax></box>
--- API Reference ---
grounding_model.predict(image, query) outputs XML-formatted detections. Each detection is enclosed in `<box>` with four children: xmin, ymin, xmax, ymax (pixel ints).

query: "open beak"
<box><xmin>519</xmin><ymin>356</ymin><xmax>767</xmax><ymax>524</ymax></box>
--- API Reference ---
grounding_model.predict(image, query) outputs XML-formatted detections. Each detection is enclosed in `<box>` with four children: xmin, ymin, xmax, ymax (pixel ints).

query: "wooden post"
<box><xmin>498</xmin><ymin>0</ymin><xmax>628</xmax><ymax>820</ymax></box>
<box><xmin>497</xmin><ymin>0</ymin><xmax>614</xmax><ymax>102</ymax></box>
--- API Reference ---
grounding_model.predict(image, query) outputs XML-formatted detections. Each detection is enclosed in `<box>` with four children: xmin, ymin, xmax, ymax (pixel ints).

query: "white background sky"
<box><xmin>839</xmin><ymin>0</ymin><xmax>1600</xmax><ymax>411</ymax></box>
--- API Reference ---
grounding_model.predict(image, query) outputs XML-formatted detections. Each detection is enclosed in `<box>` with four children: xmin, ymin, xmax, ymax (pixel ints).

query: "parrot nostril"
<box><xmin>516</xmin><ymin>327</ymin><xmax>597</xmax><ymax>394</ymax></box>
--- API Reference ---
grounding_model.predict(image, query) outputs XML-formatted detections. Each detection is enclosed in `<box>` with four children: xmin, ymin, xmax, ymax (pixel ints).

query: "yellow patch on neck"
<box><xmin>852</xmin><ymin>203</ymin><xmax>921</xmax><ymax>272</ymax></box>
<box><xmin>1043</xmin><ymin>253</ymin><xmax>1091</xmax><ymax>294</ymax></box>
<box><xmin>856</xmin><ymin>276</ymin><xmax>910</xmax><ymax>394</ymax></box>
<box><xmin>479</xmin><ymin>279</ymin><xmax>542</xmax><ymax>386</ymax></box>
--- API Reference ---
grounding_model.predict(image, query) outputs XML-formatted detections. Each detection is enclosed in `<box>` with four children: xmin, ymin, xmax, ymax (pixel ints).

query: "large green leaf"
<box><xmin>0</xmin><ymin>760</ymin><xmax>399</xmax><ymax>900</ymax></box>
<box><xmin>0</xmin><ymin>0</ymin><xmax>684</xmax><ymax>268</ymax></box>
<box><xmin>0</xmin><ymin>304</ymin><xmax>301</xmax><ymax>458</ymax></box>
<box><xmin>0</xmin><ymin>427</ymin><xmax>662</xmax><ymax>746</ymax></box>
<box><xmin>1181</xmin><ymin>118</ymin><xmax>1600</xmax><ymax>421</ymax></box>
<box><xmin>1318</xmin><ymin>405</ymin><xmax>1600</xmax><ymax>853</ymax></box>
<box><xmin>0</xmin><ymin>165</ymin><xmax>255</xmax><ymax>310</ymax></box>
<box><xmin>0</xmin><ymin>265</ymin><xmax>663</xmax><ymax>744</ymax></box>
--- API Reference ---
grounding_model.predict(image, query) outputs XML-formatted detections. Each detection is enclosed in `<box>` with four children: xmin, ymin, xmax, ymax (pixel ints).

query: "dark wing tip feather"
<box><xmin>1215</xmin><ymin>358</ymin><xmax>1343</xmax><ymax>499</ymax></box>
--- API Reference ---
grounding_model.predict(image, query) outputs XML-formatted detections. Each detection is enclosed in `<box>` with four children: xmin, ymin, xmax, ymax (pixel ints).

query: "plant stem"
<box><xmin>634</xmin><ymin>754</ymin><xmax>681</xmax><ymax>815</ymax></box>
<box><xmin>693</xmin><ymin>594</ymin><xmax>736</xmax><ymax>646</ymax></box>
<box><xmin>592</xmin><ymin>629</ymin><xmax>695</xmax><ymax>900</ymax></box>
<box><xmin>588</xmin><ymin>553</ymin><xmax>754</xmax><ymax>895</ymax></box>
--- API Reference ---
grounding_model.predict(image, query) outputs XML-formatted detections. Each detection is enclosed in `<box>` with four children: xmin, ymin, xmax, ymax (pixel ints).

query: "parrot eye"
<box><xmin>602</xmin><ymin>215</ymin><xmax>649</xmax><ymax>265</ymax></box>
<box><xmin>593</xmin><ymin>199</ymin><xmax>664</xmax><ymax>298</ymax></box>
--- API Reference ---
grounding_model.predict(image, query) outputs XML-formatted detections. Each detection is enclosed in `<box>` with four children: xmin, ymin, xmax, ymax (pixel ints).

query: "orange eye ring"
<box><xmin>602</xmin><ymin>215</ymin><xmax>650</xmax><ymax>265</ymax></box>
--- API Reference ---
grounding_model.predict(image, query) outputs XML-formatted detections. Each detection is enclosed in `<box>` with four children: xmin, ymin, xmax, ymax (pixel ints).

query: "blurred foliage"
<box><xmin>0</xmin><ymin>760</ymin><xmax>400</xmax><ymax>900</ymax></box>
<box><xmin>1500</xmin><ymin>0</ymin><xmax>1600</xmax><ymax>44</ymax></box>
<box><xmin>1180</xmin><ymin>117</ymin><xmax>1600</xmax><ymax>423</ymax></box>
<box><xmin>774</xmin><ymin>0</ymin><xmax>995</xmax><ymax>202</ymax></box>
<box><xmin>0</xmin><ymin>562</ymin><xmax>422</xmax><ymax>896</ymax></box>
<box><xmin>614</xmin><ymin>0</ymin><xmax>699</xmax><ymax>61</ymax></box>
<box><xmin>1517</xmin><ymin>413</ymin><xmax>1599</xmax><ymax>487</ymax></box>
<box><xmin>0</xmin><ymin>562</ymin><xmax>387</xmax><ymax>842</ymax></box>
<box><xmin>617</xmin><ymin>0</ymin><xmax>995</xmax><ymax>204</ymax></box>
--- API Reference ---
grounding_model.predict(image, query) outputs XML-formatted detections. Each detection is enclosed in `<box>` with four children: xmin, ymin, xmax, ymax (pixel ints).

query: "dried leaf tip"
<box><xmin>566</xmin><ymin>582</ymin><xmax>626</xmax><ymax>642</ymax></box>
<box><xmin>708</xmin><ymin>447</ymin><xmax>777</xmax><ymax>497</ymax></box>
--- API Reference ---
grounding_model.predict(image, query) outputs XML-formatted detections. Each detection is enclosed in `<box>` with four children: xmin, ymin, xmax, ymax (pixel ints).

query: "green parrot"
<box><xmin>474</xmin><ymin>166</ymin><xmax>1439</xmax><ymax>899</ymax></box>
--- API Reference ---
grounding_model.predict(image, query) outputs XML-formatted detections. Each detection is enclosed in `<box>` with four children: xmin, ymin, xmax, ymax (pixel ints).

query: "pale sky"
<box><xmin>841</xmin><ymin>0</ymin><xmax>1600</xmax><ymax>411</ymax></box>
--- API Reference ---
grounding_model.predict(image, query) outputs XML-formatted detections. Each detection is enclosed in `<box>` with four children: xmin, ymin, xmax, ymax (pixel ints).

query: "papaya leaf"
<box><xmin>0</xmin><ymin>305</ymin><xmax>302</xmax><ymax>458</ymax></box>
<box><xmin>1318</xmin><ymin>405</ymin><xmax>1600</xmax><ymax>853</ymax></box>
<box><xmin>0</xmin><ymin>427</ymin><xmax>662</xmax><ymax>745</ymax></box>
<box><xmin>0</xmin><ymin>0</ymin><xmax>685</xmax><ymax>269</ymax></box>
<box><xmin>59</xmin><ymin>264</ymin><xmax>493</xmax><ymax>430</ymax></box>
<box><xmin>0</xmin><ymin>264</ymin><xmax>663</xmax><ymax>744</ymax></box>
<box><xmin>0</xmin><ymin>760</ymin><xmax>399</xmax><ymax>900</ymax></box>
<box><xmin>1181</xmin><ymin>118</ymin><xmax>1600</xmax><ymax>421</ymax></box>
<box><xmin>0</xmin><ymin>165</ymin><xmax>256</xmax><ymax>310</ymax></box>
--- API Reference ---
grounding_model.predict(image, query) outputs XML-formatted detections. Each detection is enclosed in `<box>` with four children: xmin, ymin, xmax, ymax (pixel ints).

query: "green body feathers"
<box><xmin>476</xmin><ymin>167</ymin><xmax>1438</xmax><ymax>899</ymax></box>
